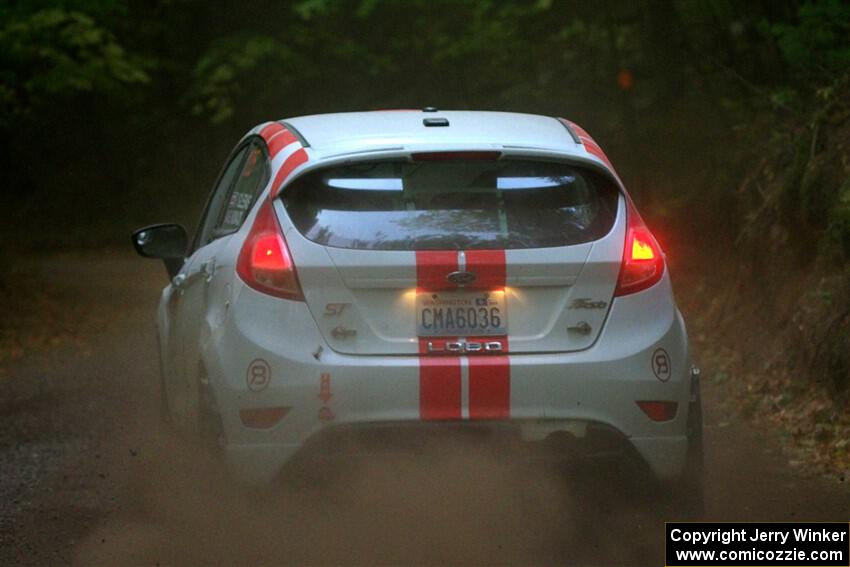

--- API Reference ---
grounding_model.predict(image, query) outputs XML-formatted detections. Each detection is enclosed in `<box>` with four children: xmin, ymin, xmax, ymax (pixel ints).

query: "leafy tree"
<box><xmin>0</xmin><ymin>4</ymin><xmax>149</xmax><ymax>124</ymax></box>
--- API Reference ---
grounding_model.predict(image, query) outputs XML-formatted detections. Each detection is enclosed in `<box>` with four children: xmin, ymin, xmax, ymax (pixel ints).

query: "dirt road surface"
<box><xmin>1</xmin><ymin>251</ymin><xmax>847</xmax><ymax>566</ymax></box>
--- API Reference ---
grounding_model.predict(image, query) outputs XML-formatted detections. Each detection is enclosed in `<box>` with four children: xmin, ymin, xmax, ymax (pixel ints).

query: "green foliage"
<box><xmin>292</xmin><ymin>0</ymin><xmax>332</xmax><ymax>20</ymax></box>
<box><xmin>827</xmin><ymin>180</ymin><xmax>850</xmax><ymax>260</ymax></box>
<box><xmin>0</xmin><ymin>6</ymin><xmax>149</xmax><ymax>121</ymax></box>
<box><xmin>744</xmin><ymin>69</ymin><xmax>850</xmax><ymax>270</ymax></box>
<box><xmin>768</xmin><ymin>0</ymin><xmax>850</xmax><ymax>79</ymax></box>
<box><xmin>189</xmin><ymin>34</ymin><xmax>294</xmax><ymax>124</ymax></box>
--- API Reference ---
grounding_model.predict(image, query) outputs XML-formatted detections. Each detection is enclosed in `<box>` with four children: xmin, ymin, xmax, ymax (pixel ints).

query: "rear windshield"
<box><xmin>282</xmin><ymin>158</ymin><xmax>619</xmax><ymax>250</ymax></box>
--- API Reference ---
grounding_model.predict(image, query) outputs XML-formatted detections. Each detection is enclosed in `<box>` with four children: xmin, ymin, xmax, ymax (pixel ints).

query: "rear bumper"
<box><xmin>203</xmin><ymin>275</ymin><xmax>691</xmax><ymax>485</ymax></box>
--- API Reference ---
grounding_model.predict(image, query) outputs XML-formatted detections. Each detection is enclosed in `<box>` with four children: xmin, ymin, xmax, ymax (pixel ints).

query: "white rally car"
<box><xmin>133</xmin><ymin>109</ymin><xmax>702</xmax><ymax>510</ymax></box>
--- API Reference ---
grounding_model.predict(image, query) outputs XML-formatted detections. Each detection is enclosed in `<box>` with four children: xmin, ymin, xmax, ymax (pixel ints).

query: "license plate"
<box><xmin>416</xmin><ymin>290</ymin><xmax>507</xmax><ymax>337</ymax></box>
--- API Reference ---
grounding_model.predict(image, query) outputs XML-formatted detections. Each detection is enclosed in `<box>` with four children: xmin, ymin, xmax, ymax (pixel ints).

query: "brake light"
<box><xmin>236</xmin><ymin>200</ymin><xmax>304</xmax><ymax>300</ymax></box>
<box><xmin>614</xmin><ymin>198</ymin><xmax>665</xmax><ymax>296</ymax></box>
<box><xmin>411</xmin><ymin>151</ymin><xmax>501</xmax><ymax>161</ymax></box>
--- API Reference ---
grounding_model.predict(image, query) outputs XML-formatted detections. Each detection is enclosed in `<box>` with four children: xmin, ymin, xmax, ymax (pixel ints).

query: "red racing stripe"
<box><xmin>415</xmin><ymin>250</ymin><xmax>458</xmax><ymax>291</ymax></box>
<box><xmin>266</xmin><ymin>129</ymin><xmax>298</xmax><ymax>158</ymax></box>
<box><xmin>580</xmin><ymin>137</ymin><xmax>615</xmax><ymax>170</ymax></box>
<box><xmin>416</xmin><ymin>251</ymin><xmax>462</xmax><ymax>420</ymax></box>
<box><xmin>568</xmin><ymin>121</ymin><xmax>591</xmax><ymax>139</ymax></box>
<box><xmin>259</xmin><ymin>122</ymin><xmax>285</xmax><ymax>142</ymax></box>
<box><xmin>418</xmin><ymin>338</ymin><xmax>462</xmax><ymax>420</ymax></box>
<box><xmin>465</xmin><ymin>249</ymin><xmax>506</xmax><ymax>289</ymax></box>
<box><xmin>271</xmin><ymin>148</ymin><xmax>308</xmax><ymax>196</ymax></box>
<box><xmin>565</xmin><ymin>119</ymin><xmax>617</xmax><ymax>171</ymax></box>
<box><xmin>465</xmin><ymin>250</ymin><xmax>510</xmax><ymax>419</ymax></box>
<box><xmin>468</xmin><ymin>338</ymin><xmax>510</xmax><ymax>420</ymax></box>
<box><xmin>260</xmin><ymin>123</ymin><xmax>308</xmax><ymax>189</ymax></box>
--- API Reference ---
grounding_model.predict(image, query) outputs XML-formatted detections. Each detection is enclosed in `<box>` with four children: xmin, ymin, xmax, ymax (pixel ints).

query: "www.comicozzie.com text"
<box><xmin>670</xmin><ymin>527</ymin><xmax>848</xmax><ymax>547</ymax></box>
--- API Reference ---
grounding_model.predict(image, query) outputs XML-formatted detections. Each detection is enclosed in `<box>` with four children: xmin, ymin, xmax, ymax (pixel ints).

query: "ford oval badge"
<box><xmin>447</xmin><ymin>271</ymin><xmax>477</xmax><ymax>285</ymax></box>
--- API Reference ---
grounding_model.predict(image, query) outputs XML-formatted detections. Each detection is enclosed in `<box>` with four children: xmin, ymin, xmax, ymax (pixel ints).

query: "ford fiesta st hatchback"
<box><xmin>133</xmin><ymin>109</ymin><xmax>703</xmax><ymax>511</ymax></box>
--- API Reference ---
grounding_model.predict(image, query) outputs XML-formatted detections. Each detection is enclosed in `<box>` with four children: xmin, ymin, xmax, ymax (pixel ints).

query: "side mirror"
<box><xmin>132</xmin><ymin>224</ymin><xmax>188</xmax><ymax>278</ymax></box>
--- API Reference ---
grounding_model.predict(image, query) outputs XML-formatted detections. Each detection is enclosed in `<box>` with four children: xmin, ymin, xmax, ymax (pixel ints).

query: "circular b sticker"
<box><xmin>652</xmin><ymin>348</ymin><xmax>671</xmax><ymax>382</ymax></box>
<box><xmin>246</xmin><ymin>358</ymin><xmax>271</xmax><ymax>392</ymax></box>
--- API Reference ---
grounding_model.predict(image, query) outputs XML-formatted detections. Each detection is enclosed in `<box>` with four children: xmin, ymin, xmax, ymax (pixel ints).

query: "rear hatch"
<box><xmin>278</xmin><ymin>154</ymin><xmax>624</xmax><ymax>355</ymax></box>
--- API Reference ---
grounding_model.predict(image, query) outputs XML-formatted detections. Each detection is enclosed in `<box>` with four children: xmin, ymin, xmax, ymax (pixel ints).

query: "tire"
<box><xmin>197</xmin><ymin>372</ymin><xmax>224</xmax><ymax>457</ymax></box>
<box><xmin>162</xmin><ymin>359</ymin><xmax>225</xmax><ymax>461</ymax></box>
<box><xmin>670</xmin><ymin>387</ymin><xmax>705</xmax><ymax>519</ymax></box>
<box><xmin>155</xmin><ymin>332</ymin><xmax>173</xmax><ymax>431</ymax></box>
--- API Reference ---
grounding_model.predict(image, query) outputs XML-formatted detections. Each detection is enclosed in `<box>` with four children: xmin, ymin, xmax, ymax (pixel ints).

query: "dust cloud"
<box><xmin>73</xmin><ymin>421</ymin><xmax>664</xmax><ymax>566</ymax></box>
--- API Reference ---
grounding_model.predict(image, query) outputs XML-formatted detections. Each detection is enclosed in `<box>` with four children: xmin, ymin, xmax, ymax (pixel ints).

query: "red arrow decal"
<box><xmin>319</xmin><ymin>372</ymin><xmax>332</xmax><ymax>403</ymax></box>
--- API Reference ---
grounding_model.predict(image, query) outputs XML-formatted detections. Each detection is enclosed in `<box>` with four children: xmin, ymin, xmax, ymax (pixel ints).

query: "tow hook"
<box><xmin>567</xmin><ymin>321</ymin><xmax>592</xmax><ymax>335</ymax></box>
<box><xmin>331</xmin><ymin>326</ymin><xmax>357</xmax><ymax>339</ymax></box>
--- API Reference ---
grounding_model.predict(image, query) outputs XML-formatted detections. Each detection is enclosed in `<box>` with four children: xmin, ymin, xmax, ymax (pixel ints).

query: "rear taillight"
<box><xmin>236</xmin><ymin>200</ymin><xmax>304</xmax><ymax>300</ymax></box>
<box><xmin>614</xmin><ymin>198</ymin><xmax>665</xmax><ymax>297</ymax></box>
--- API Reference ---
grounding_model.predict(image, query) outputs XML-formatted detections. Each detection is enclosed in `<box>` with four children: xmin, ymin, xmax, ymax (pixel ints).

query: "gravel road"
<box><xmin>1</xmin><ymin>251</ymin><xmax>847</xmax><ymax>566</ymax></box>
